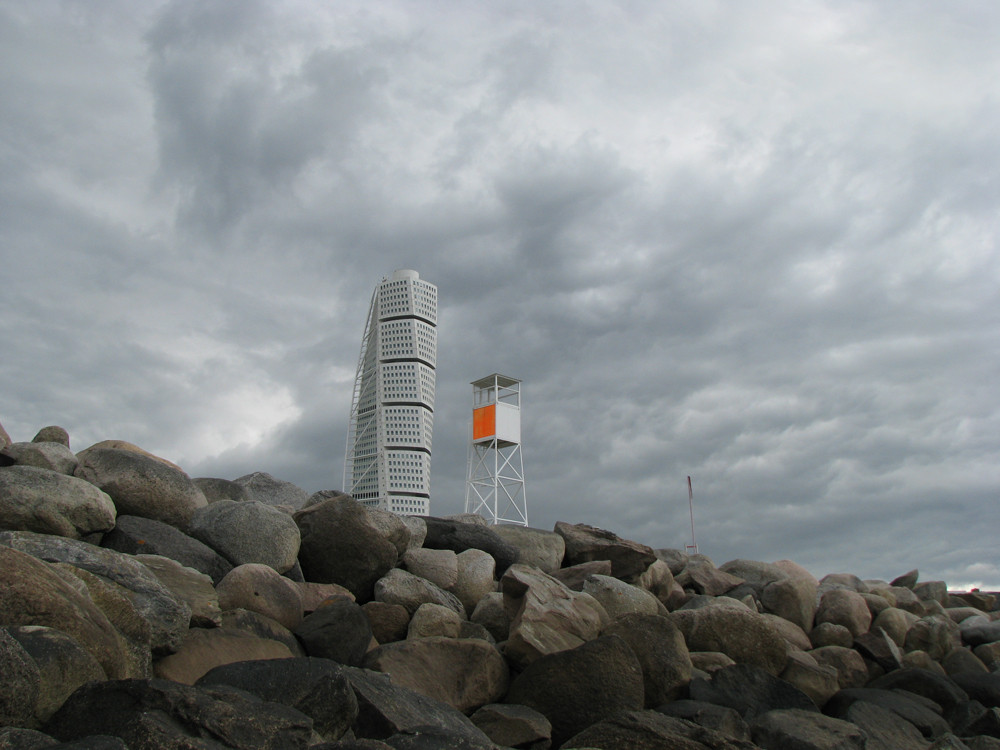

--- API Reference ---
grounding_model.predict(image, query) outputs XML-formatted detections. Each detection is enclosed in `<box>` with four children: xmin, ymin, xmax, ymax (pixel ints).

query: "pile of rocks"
<box><xmin>2</xmin><ymin>423</ymin><xmax>1000</xmax><ymax>749</ymax></box>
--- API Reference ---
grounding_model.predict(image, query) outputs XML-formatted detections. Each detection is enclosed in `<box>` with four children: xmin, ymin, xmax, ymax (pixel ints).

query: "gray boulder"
<box><xmin>565</xmin><ymin>709</ymin><xmax>758</xmax><ymax>750</ymax></box>
<box><xmin>669</xmin><ymin>602</ymin><xmax>789</xmax><ymax>676</ymax></box>
<box><xmin>2</xmin><ymin>442</ymin><xmax>78</xmax><ymax>475</ymax></box>
<box><xmin>907</xmin><ymin>614</ymin><xmax>962</xmax><ymax>661</ymax></box>
<box><xmin>373</xmin><ymin>568</ymin><xmax>465</xmax><ymax>617</ymax></box>
<box><xmin>0</xmin><ymin>466</ymin><xmax>116</xmax><ymax>539</ymax></box>
<box><xmin>690</xmin><ymin>663</ymin><xmax>818</xmax><ymax>720</ymax></box>
<box><xmin>453</xmin><ymin>549</ymin><xmax>496</xmax><ymax>615</ymax></box>
<box><xmin>676</xmin><ymin>558</ymin><xmax>745</xmax><ymax>596</ymax></box>
<box><xmin>402</xmin><ymin>548</ymin><xmax>458</xmax><ymax>591</ymax></box>
<box><xmin>294</xmin><ymin>599</ymin><xmax>373</xmax><ymax>666</ymax></box>
<box><xmin>750</xmin><ymin>708</ymin><xmax>865</xmax><ymax>749</ymax></box>
<box><xmin>491</xmin><ymin>525</ymin><xmax>565</xmax><ymax>574</ymax></box>
<box><xmin>0</xmin><ymin>531</ymin><xmax>190</xmax><ymax>655</ymax></box>
<box><xmin>582</xmin><ymin>573</ymin><xmax>662</xmax><ymax>619</ymax></box>
<box><xmin>809</xmin><ymin>645</ymin><xmax>869</xmax><ymax>689</ymax></box>
<box><xmin>761</xmin><ymin>576</ymin><xmax>818</xmax><ymax>634</ymax></box>
<box><xmin>344</xmin><ymin>666</ymin><xmax>495</xmax><ymax>745</ymax></box>
<box><xmin>188</xmin><ymin>499</ymin><xmax>300</xmax><ymax>573</ymax></box>
<box><xmin>601</xmin><ymin>612</ymin><xmax>693</xmax><ymax>706</ymax></box>
<box><xmin>501</xmin><ymin>564</ymin><xmax>607</xmax><ymax>670</ymax></box>
<box><xmin>363</xmin><ymin>637</ymin><xmax>509</xmax><ymax>714</ymax></box>
<box><xmin>295</xmin><ymin>496</ymin><xmax>398</xmax><ymax>600</ymax></box>
<box><xmin>469</xmin><ymin>592</ymin><xmax>509</xmax><ymax>643</ymax></box>
<box><xmin>824</xmin><ymin>688</ymin><xmax>952</xmax><ymax>739</ymax></box>
<box><xmin>8</xmin><ymin>625</ymin><xmax>106</xmax><ymax>724</ymax></box>
<box><xmin>505</xmin><ymin>635</ymin><xmax>644</xmax><ymax>748</ymax></box>
<box><xmin>815</xmin><ymin>587</ymin><xmax>872</xmax><ymax>637</ymax></box>
<box><xmin>554</xmin><ymin>521</ymin><xmax>655</xmax><ymax>580</ymax></box>
<box><xmin>197</xmin><ymin>657</ymin><xmax>358</xmax><ymax>741</ymax></box>
<box><xmin>0</xmin><ymin>628</ymin><xmax>40</xmax><ymax>729</ymax></box>
<box><xmin>73</xmin><ymin>447</ymin><xmax>206</xmax><ymax>529</ymax></box>
<box><xmin>406</xmin><ymin>603</ymin><xmax>462</xmax><ymax>639</ymax></box>
<box><xmin>100</xmin><ymin>514</ymin><xmax>233</xmax><ymax>584</ymax></box>
<box><xmin>469</xmin><ymin>703</ymin><xmax>551</xmax><ymax>750</ymax></box>
<box><xmin>42</xmin><ymin>678</ymin><xmax>313</xmax><ymax>749</ymax></box>
<box><xmin>422</xmin><ymin>517</ymin><xmax>518</xmax><ymax>575</ymax></box>
<box><xmin>192</xmin><ymin>477</ymin><xmax>251</xmax><ymax>503</ymax></box>
<box><xmin>233</xmin><ymin>471</ymin><xmax>309</xmax><ymax>510</ymax></box>
<box><xmin>137</xmin><ymin>555</ymin><xmax>221</xmax><ymax>628</ymax></box>
<box><xmin>0</xmin><ymin>547</ymin><xmax>128</xmax><ymax>679</ymax></box>
<box><xmin>32</xmin><ymin>426</ymin><xmax>70</xmax><ymax>447</ymax></box>
<box><xmin>654</xmin><ymin>699</ymin><xmax>752</xmax><ymax>741</ymax></box>
<box><xmin>840</xmin><ymin>700</ymin><xmax>931</xmax><ymax>750</ymax></box>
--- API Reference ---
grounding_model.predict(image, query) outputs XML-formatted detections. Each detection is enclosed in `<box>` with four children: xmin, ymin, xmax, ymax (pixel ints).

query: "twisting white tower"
<box><xmin>465</xmin><ymin>373</ymin><xmax>527</xmax><ymax>525</ymax></box>
<box><xmin>344</xmin><ymin>270</ymin><xmax>437</xmax><ymax>515</ymax></box>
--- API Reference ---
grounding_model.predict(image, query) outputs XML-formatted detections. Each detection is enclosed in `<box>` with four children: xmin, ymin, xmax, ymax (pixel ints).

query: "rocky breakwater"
<box><xmin>2</xmin><ymin>423</ymin><xmax>1000</xmax><ymax>749</ymax></box>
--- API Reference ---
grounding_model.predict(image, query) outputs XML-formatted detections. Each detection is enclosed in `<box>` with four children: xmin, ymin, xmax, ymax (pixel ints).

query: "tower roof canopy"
<box><xmin>471</xmin><ymin>373</ymin><xmax>520</xmax><ymax>389</ymax></box>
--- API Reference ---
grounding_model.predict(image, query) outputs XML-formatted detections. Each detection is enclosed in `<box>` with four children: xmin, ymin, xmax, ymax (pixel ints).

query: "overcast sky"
<box><xmin>3</xmin><ymin>0</ymin><xmax>998</xmax><ymax>589</ymax></box>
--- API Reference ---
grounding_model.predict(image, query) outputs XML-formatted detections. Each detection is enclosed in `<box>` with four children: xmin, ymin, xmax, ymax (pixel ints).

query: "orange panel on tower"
<box><xmin>472</xmin><ymin>405</ymin><xmax>495</xmax><ymax>441</ymax></box>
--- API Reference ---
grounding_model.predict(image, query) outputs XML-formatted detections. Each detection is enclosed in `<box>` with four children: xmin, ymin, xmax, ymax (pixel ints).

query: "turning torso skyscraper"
<box><xmin>344</xmin><ymin>270</ymin><xmax>437</xmax><ymax>515</ymax></box>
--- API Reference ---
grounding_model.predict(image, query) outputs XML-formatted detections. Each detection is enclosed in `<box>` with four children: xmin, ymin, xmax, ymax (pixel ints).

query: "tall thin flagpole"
<box><xmin>687</xmin><ymin>476</ymin><xmax>698</xmax><ymax>554</ymax></box>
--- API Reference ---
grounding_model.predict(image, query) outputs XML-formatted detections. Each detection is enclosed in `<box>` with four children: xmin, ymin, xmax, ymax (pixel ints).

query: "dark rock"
<box><xmin>101</xmin><ymin>514</ymin><xmax>233</xmax><ymax>584</ymax></box>
<box><xmin>669</xmin><ymin>604</ymin><xmax>789</xmax><ymax>676</ymax></box>
<box><xmin>689</xmin><ymin>663</ymin><xmax>818</xmax><ymax>720</ymax></box>
<box><xmin>565</xmin><ymin>709</ymin><xmax>758</xmax><ymax>749</ymax></box>
<box><xmin>551</xmin><ymin>560</ymin><xmax>612</xmax><ymax>591</ymax></box>
<box><xmin>7</xmin><ymin>626</ymin><xmax>105</xmax><ymax>724</ymax></box>
<box><xmin>219</xmin><ymin>608</ymin><xmax>306</xmax><ymax>657</ymax></box>
<box><xmin>601</xmin><ymin>612</ymin><xmax>693</xmax><ymax>706</ymax></box>
<box><xmin>824</xmin><ymin>687</ymin><xmax>951</xmax><ymax>738</ymax></box>
<box><xmin>504</xmin><ymin>635</ymin><xmax>644</xmax><ymax>747</ymax></box>
<box><xmin>193</xmin><ymin>477</ymin><xmax>251</xmax><ymax>503</ymax></box>
<box><xmin>362</xmin><ymin>601</ymin><xmax>411</xmax><ymax>644</ymax></box>
<box><xmin>654</xmin><ymin>699</ymin><xmax>751</xmax><ymax>742</ymax></box>
<box><xmin>295</xmin><ymin>599</ymin><xmax>374</xmax><ymax>667</ymax></box>
<box><xmin>380</xmin><ymin>728</ymin><xmax>496</xmax><ymax>749</ymax></box>
<box><xmin>0</xmin><ymin>726</ymin><xmax>60</xmax><ymax>748</ymax></box>
<box><xmin>43</xmin><ymin>678</ymin><xmax>314</xmax><ymax>749</ymax></box>
<box><xmin>750</xmin><ymin>708</ymin><xmax>865</xmax><ymax>749</ymax></box>
<box><xmin>197</xmin><ymin>657</ymin><xmax>358</xmax><ymax>741</ymax></box>
<box><xmin>422</xmin><ymin>517</ymin><xmax>517</xmax><ymax>576</ymax></box>
<box><xmin>233</xmin><ymin>471</ymin><xmax>309</xmax><ymax>510</ymax></box>
<box><xmin>840</xmin><ymin>700</ymin><xmax>930</xmax><ymax>749</ymax></box>
<box><xmin>0</xmin><ymin>629</ymin><xmax>40</xmax><ymax>730</ymax></box>
<box><xmin>854</xmin><ymin>628</ymin><xmax>904</xmax><ymax>672</ymax></box>
<box><xmin>342</xmin><ymin>667</ymin><xmax>494</xmax><ymax>745</ymax></box>
<box><xmin>295</xmin><ymin>496</ymin><xmax>398</xmax><ymax>600</ymax></box>
<box><xmin>891</xmin><ymin>569</ymin><xmax>920</xmax><ymax>588</ymax></box>
<box><xmin>866</xmin><ymin>668</ymin><xmax>969</xmax><ymax>714</ymax></box>
<box><xmin>469</xmin><ymin>703</ymin><xmax>551</xmax><ymax>749</ymax></box>
<box><xmin>952</xmin><ymin>672</ymin><xmax>1000</xmax><ymax>709</ymax></box>
<box><xmin>554</xmin><ymin>521</ymin><xmax>655</xmax><ymax>580</ymax></box>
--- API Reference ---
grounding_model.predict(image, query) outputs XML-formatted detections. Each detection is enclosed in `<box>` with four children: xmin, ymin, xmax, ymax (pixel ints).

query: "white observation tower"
<box><xmin>344</xmin><ymin>269</ymin><xmax>437</xmax><ymax>515</ymax></box>
<box><xmin>465</xmin><ymin>373</ymin><xmax>527</xmax><ymax>526</ymax></box>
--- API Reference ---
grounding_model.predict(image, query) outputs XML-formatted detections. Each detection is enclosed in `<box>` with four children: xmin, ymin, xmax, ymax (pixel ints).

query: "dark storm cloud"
<box><xmin>1</xmin><ymin>0</ymin><xmax>998</xmax><ymax>588</ymax></box>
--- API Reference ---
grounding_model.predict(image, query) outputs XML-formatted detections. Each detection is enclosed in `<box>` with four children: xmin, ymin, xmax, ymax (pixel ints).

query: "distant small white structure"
<box><xmin>465</xmin><ymin>373</ymin><xmax>527</xmax><ymax>526</ymax></box>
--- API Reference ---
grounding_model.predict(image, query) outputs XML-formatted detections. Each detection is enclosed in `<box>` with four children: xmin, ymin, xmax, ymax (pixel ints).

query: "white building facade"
<box><xmin>345</xmin><ymin>270</ymin><xmax>437</xmax><ymax>515</ymax></box>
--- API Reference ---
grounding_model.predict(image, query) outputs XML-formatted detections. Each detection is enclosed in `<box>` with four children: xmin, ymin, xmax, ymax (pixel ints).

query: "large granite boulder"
<box><xmin>32</xmin><ymin>426</ymin><xmax>70</xmax><ymax>447</ymax></box>
<box><xmin>761</xmin><ymin>575</ymin><xmax>818</xmax><ymax>634</ymax></box>
<box><xmin>373</xmin><ymin>568</ymin><xmax>465</xmax><ymax>617</ymax></box>
<box><xmin>295</xmin><ymin>496</ymin><xmax>398</xmax><ymax>600</ymax></box>
<box><xmin>0</xmin><ymin>466</ymin><xmax>116</xmax><ymax>539</ymax></box>
<box><xmin>690</xmin><ymin>663</ymin><xmax>819</xmax><ymax>720</ymax></box>
<box><xmin>582</xmin><ymin>573</ymin><xmax>663</xmax><ymax>619</ymax></box>
<box><xmin>505</xmin><ymin>635</ymin><xmax>644</xmax><ymax>747</ymax></box>
<box><xmin>676</xmin><ymin>558</ymin><xmax>745</xmax><ymax>597</ymax></box>
<box><xmin>43</xmin><ymin>678</ymin><xmax>313</xmax><ymax>749</ymax></box>
<box><xmin>294</xmin><ymin>599</ymin><xmax>373</xmax><ymax>666</ymax></box>
<box><xmin>601</xmin><ymin>612</ymin><xmax>693</xmax><ymax>706</ymax></box>
<box><xmin>101</xmin><ymin>514</ymin><xmax>233</xmax><ymax>584</ymax></box>
<box><xmin>188</xmin><ymin>499</ymin><xmax>300</xmax><ymax>573</ymax></box>
<box><xmin>343</xmin><ymin>666</ymin><xmax>495</xmax><ymax>745</ymax></box>
<box><xmin>565</xmin><ymin>709</ymin><xmax>758</xmax><ymax>750</ymax></box>
<box><xmin>402</xmin><ymin>548</ymin><xmax>458</xmax><ymax>591</ymax></box>
<box><xmin>0</xmin><ymin>531</ymin><xmax>190</xmax><ymax>655</ymax></box>
<box><xmin>137</xmin><ymin>554</ymin><xmax>221</xmax><ymax>628</ymax></box>
<box><xmin>453</xmin><ymin>549</ymin><xmax>496</xmax><ymax>615</ymax></box>
<box><xmin>192</xmin><ymin>477</ymin><xmax>252</xmax><ymax>503</ymax></box>
<box><xmin>7</xmin><ymin>625</ymin><xmax>106</xmax><ymax>724</ymax></box>
<box><xmin>73</xmin><ymin>447</ymin><xmax>206</xmax><ymax>529</ymax></box>
<box><xmin>554</xmin><ymin>521</ymin><xmax>656</xmax><ymax>580</ymax></box>
<box><xmin>469</xmin><ymin>703</ymin><xmax>552</xmax><ymax>750</ymax></box>
<box><xmin>197</xmin><ymin>657</ymin><xmax>358</xmax><ymax>741</ymax></box>
<box><xmin>422</xmin><ymin>517</ymin><xmax>518</xmax><ymax>575</ymax></box>
<box><xmin>406</xmin><ymin>602</ymin><xmax>462</xmax><ymax>639</ymax></box>
<box><xmin>750</xmin><ymin>708</ymin><xmax>866</xmax><ymax>749</ymax></box>
<box><xmin>362</xmin><ymin>601</ymin><xmax>411</xmax><ymax>645</ymax></box>
<box><xmin>363</xmin><ymin>637</ymin><xmax>509</xmax><ymax>714</ymax></box>
<box><xmin>219</xmin><ymin>609</ymin><xmax>306</xmax><ymax>657</ymax></box>
<box><xmin>491</xmin><ymin>525</ymin><xmax>565</xmax><ymax>574</ymax></box>
<box><xmin>669</xmin><ymin>602</ymin><xmax>789</xmax><ymax>676</ymax></box>
<box><xmin>216</xmin><ymin>563</ymin><xmax>303</xmax><ymax>631</ymax></box>
<box><xmin>809</xmin><ymin>645</ymin><xmax>869</xmax><ymax>689</ymax></box>
<box><xmin>470</xmin><ymin>592</ymin><xmax>509</xmax><ymax>643</ymax></box>
<box><xmin>815</xmin><ymin>588</ymin><xmax>872</xmax><ymax>637</ymax></box>
<box><xmin>0</xmin><ymin>547</ymin><xmax>127</xmax><ymax>679</ymax></box>
<box><xmin>152</xmin><ymin>628</ymin><xmax>295</xmax><ymax>685</ymax></box>
<box><xmin>824</xmin><ymin>687</ymin><xmax>952</xmax><ymax>739</ymax></box>
<box><xmin>1</xmin><ymin>442</ymin><xmax>78</xmax><ymax>475</ymax></box>
<box><xmin>0</xmin><ymin>628</ymin><xmax>40</xmax><ymax>729</ymax></box>
<box><xmin>233</xmin><ymin>472</ymin><xmax>310</xmax><ymax>510</ymax></box>
<box><xmin>501</xmin><ymin>563</ymin><xmax>607</xmax><ymax>670</ymax></box>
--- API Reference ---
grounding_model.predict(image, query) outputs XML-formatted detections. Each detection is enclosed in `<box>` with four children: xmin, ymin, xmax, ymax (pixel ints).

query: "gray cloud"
<box><xmin>1</xmin><ymin>0</ymin><xmax>998</xmax><ymax>589</ymax></box>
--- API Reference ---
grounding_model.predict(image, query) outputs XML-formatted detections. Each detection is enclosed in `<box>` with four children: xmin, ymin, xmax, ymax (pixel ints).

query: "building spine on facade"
<box><xmin>344</xmin><ymin>269</ymin><xmax>437</xmax><ymax>515</ymax></box>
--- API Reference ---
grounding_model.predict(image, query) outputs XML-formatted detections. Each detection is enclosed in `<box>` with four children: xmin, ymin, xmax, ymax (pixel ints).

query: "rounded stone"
<box><xmin>188</xmin><ymin>500</ymin><xmax>300</xmax><ymax>573</ymax></box>
<box><xmin>215</xmin><ymin>563</ymin><xmax>303</xmax><ymax>630</ymax></box>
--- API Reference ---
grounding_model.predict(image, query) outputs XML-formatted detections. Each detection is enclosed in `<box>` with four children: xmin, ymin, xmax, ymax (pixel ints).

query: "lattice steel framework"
<box><xmin>344</xmin><ymin>270</ymin><xmax>436</xmax><ymax>515</ymax></box>
<box><xmin>465</xmin><ymin>374</ymin><xmax>527</xmax><ymax>526</ymax></box>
